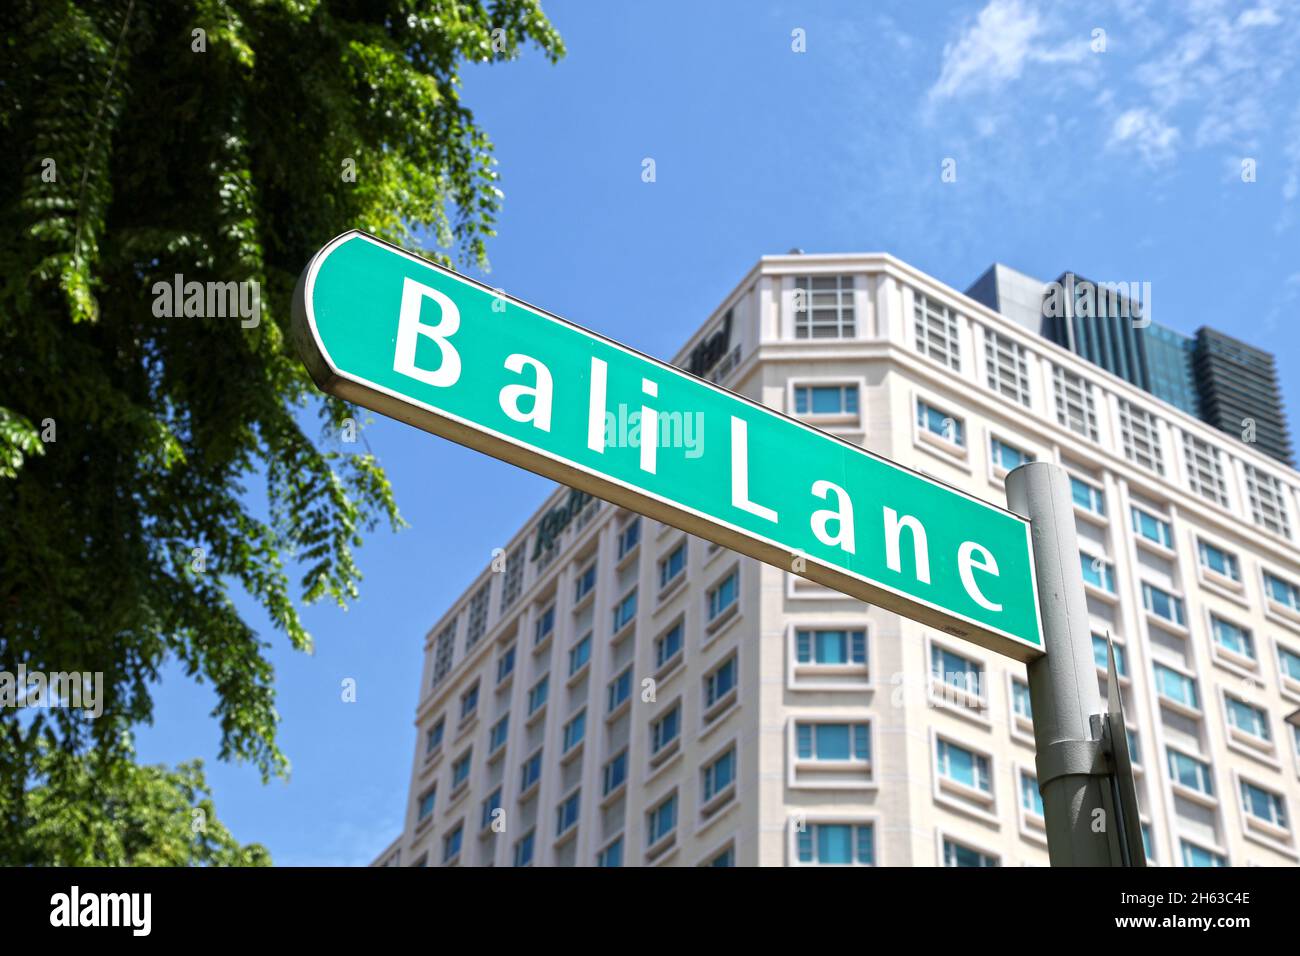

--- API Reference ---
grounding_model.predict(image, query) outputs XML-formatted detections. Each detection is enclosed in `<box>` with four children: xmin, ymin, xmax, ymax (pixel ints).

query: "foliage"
<box><xmin>0</xmin><ymin>0</ymin><xmax>562</xmax><ymax>863</ymax></box>
<box><xmin>18</xmin><ymin>739</ymin><xmax>270</xmax><ymax>866</ymax></box>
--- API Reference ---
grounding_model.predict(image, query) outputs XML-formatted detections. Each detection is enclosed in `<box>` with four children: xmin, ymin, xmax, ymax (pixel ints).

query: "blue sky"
<box><xmin>134</xmin><ymin>0</ymin><xmax>1300</xmax><ymax>865</ymax></box>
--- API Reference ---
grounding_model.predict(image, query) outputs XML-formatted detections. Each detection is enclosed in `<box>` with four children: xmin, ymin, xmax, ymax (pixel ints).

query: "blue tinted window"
<box><xmin>917</xmin><ymin>401</ymin><xmax>964</xmax><ymax>445</ymax></box>
<box><xmin>598</xmin><ymin>837</ymin><xmax>623</xmax><ymax>867</ymax></box>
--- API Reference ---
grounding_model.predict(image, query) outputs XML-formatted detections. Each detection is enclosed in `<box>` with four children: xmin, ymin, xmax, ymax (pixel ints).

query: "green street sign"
<box><xmin>292</xmin><ymin>231</ymin><xmax>1044</xmax><ymax>660</ymax></box>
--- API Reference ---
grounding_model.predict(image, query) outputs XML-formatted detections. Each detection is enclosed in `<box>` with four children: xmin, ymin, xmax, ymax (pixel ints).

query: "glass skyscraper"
<box><xmin>967</xmin><ymin>266</ymin><xmax>1289</xmax><ymax>464</ymax></box>
<box><xmin>1143</xmin><ymin>323</ymin><xmax>1199</xmax><ymax>417</ymax></box>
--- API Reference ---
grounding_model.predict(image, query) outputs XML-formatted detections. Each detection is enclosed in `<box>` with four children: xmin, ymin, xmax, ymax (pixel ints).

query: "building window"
<box><xmin>534</xmin><ymin>604</ymin><xmax>555</xmax><ymax>646</ymax></box>
<box><xmin>658</xmin><ymin>542</ymin><xmax>686</xmax><ymax>589</ymax></box>
<box><xmin>1080</xmin><ymin>552</ymin><xmax>1115</xmax><ymax>593</ymax></box>
<box><xmin>707</xmin><ymin>570</ymin><xmax>739</xmax><ymax>622</ymax></box>
<box><xmin>930</xmin><ymin>644</ymin><xmax>983</xmax><ymax>698</ymax></box>
<box><xmin>563</xmin><ymin>710</ymin><xmax>586</xmax><ymax>752</ymax></box>
<box><xmin>1180</xmin><ymin>840</ymin><xmax>1226</xmax><ymax>868</ymax></box>
<box><xmin>443</xmin><ymin>824</ymin><xmax>464</xmax><ymax>863</ymax></box>
<box><xmin>556</xmin><ymin>790</ymin><xmax>580</xmax><ymax>836</ymax></box>
<box><xmin>513</xmin><ymin>829</ymin><xmax>535</xmax><ymax>867</ymax></box>
<box><xmin>460</xmin><ymin>682</ymin><xmax>479</xmax><ymax>722</ymax></box>
<box><xmin>913</xmin><ymin>293</ymin><xmax>961</xmax><ymax>370</ymax></box>
<box><xmin>432</xmin><ymin>621</ymin><xmax>456</xmax><ymax>688</ymax></box>
<box><xmin>984</xmin><ymin>329</ymin><xmax>1030</xmax><ymax>406</ymax></box>
<box><xmin>1282</xmin><ymin>645</ymin><xmax>1300</xmax><ymax>682</ymax></box>
<box><xmin>647</xmin><ymin>793</ymin><xmax>678</xmax><ymax>847</ymax></box>
<box><xmin>1211</xmin><ymin>615</ymin><xmax>1254</xmax><ymax>660</ymax></box>
<box><xmin>613</xmin><ymin>589</ymin><xmax>638</xmax><ymax>632</ymax></box>
<box><xmin>1131</xmin><ymin>506</ymin><xmax>1172</xmax><ymax>548</ymax></box>
<box><xmin>704</xmin><ymin>655</ymin><xmax>738</xmax><ymax>710</ymax></box>
<box><xmin>655</xmin><ymin>621</ymin><xmax>685</xmax><ymax>669</ymax></box>
<box><xmin>793</xmin><ymin>275</ymin><xmax>855</xmax><ymax>339</ymax></box>
<box><xmin>1167</xmin><ymin>748</ymin><xmax>1214</xmax><ymax>796</ymax></box>
<box><xmin>651</xmin><ymin>703</ymin><xmax>682</xmax><ymax>756</ymax></box>
<box><xmin>1197</xmin><ymin>539</ymin><xmax>1240</xmax><ymax>581</ymax></box>
<box><xmin>916</xmin><ymin>399</ymin><xmax>965</xmax><ymax>447</ymax></box>
<box><xmin>797</xmin><ymin>823</ymin><xmax>875</xmax><ymax>865</ymax></box>
<box><xmin>527</xmin><ymin>675</ymin><xmax>549</xmax><ymax>716</ymax></box>
<box><xmin>1118</xmin><ymin>399</ymin><xmax>1164</xmax><ymax>475</ymax></box>
<box><xmin>796</xmin><ymin>722</ymin><xmax>870</xmax><ymax>762</ymax></box>
<box><xmin>935</xmin><ymin>738</ymin><xmax>991</xmax><ymax>793</ymax></box>
<box><xmin>520</xmin><ymin>750</ymin><xmax>542</xmax><ymax>791</ymax></box>
<box><xmin>500</xmin><ymin>545</ymin><xmax>525</xmax><ymax>612</ymax></box>
<box><xmin>794</xmin><ymin>384</ymin><xmax>859</xmax><ymax>416</ymax></box>
<box><xmin>603</xmin><ymin>750</ymin><xmax>628</xmax><ymax>795</ymax></box>
<box><xmin>489</xmin><ymin>714</ymin><xmax>509</xmax><ymax>753</ymax></box>
<box><xmin>1070</xmin><ymin>476</ymin><xmax>1105</xmax><ymax>516</ymax></box>
<box><xmin>990</xmin><ymin>436</ymin><xmax>1033</xmax><ymax>473</ymax></box>
<box><xmin>1153</xmin><ymin>663</ymin><xmax>1198</xmax><ymax>709</ymax></box>
<box><xmin>1265</xmin><ymin>571</ymin><xmax>1300</xmax><ymax>612</ymax></box>
<box><xmin>569</xmin><ymin>634</ymin><xmax>592</xmax><ymax>675</ymax></box>
<box><xmin>1225</xmin><ymin>696</ymin><xmax>1270</xmax><ymax>742</ymax></box>
<box><xmin>1012</xmin><ymin>679</ymin><xmax>1032</xmax><ymax>720</ymax></box>
<box><xmin>607</xmin><ymin>666</ymin><xmax>632</xmax><ymax>713</ymax></box>
<box><xmin>481</xmin><ymin>787</ymin><xmax>503</xmax><ymax>831</ymax></box>
<box><xmin>1092</xmin><ymin>634</ymin><xmax>1126</xmax><ymax>676</ymax></box>
<box><xmin>451</xmin><ymin>750</ymin><xmax>472</xmax><ymax>789</ymax></box>
<box><xmin>466</xmin><ymin>582</ymin><xmax>491</xmax><ymax>649</ymax></box>
<box><xmin>496</xmin><ymin>644</ymin><xmax>516</xmax><ymax>684</ymax></box>
<box><xmin>425</xmin><ymin>717</ymin><xmax>445</xmax><ymax>755</ymax></box>
<box><xmin>1245</xmin><ymin>465</ymin><xmax>1291</xmax><ymax>537</ymax></box>
<box><xmin>1020</xmin><ymin>771</ymin><xmax>1044</xmax><ymax>817</ymax></box>
<box><xmin>597</xmin><ymin>837</ymin><xmax>623</xmax><ymax>867</ymax></box>
<box><xmin>796</xmin><ymin>628</ymin><xmax>866</xmax><ymax>666</ymax></box>
<box><xmin>1182</xmin><ymin>433</ymin><xmax>1228</xmax><ymax>507</ymax></box>
<box><xmin>1141</xmin><ymin>823</ymin><xmax>1154</xmax><ymax>862</ymax></box>
<box><xmin>417</xmin><ymin>788</ymin><xmax>436</xmax><ymax>822</ymax></box>
<box><xmin>707</xmin><ymin>845</ymin><xmax>736</xmax><ymax>867</ymax></box>
<box><xmin>617</xmin><ymin>517</ymin><xmax>641</xmax><ymax>558</ymax></box>
<box><xmin>1141</xmin><ymin>582</ymin><xmax>1184</xmax><ymax>626</ymax></box>
<box><xmin>574</xmin><ymin>562</ymin><xmax>597</xmax><ymax>603</ymax></box>
<box><xmin>702</xmin><ymin>747</ymin><xmax>736</xmax><ymax>802</ymax></box>
<box><xmin>1240</xmin><ymin>780</ymin><xmax>1288</xmax><ymax>829</ymax></box>
<box><xmin>1052</xmin><ymin>365</ymin><xmax>1098</xmax><ymax>441</ymax></box>
<box><xmin>942</xmin><ymin>838</ymin><xmax>998</xmax><ymax>867</ymax></box>
<box><xmin>1127</xmin><ymin>729</ymin><xmax>1141</xmax><ymax>766</ymax></box>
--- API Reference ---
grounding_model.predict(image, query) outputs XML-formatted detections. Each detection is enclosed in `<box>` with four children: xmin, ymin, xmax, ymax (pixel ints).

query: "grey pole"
<box><xmin>1006</xmin><ymin>461</ymin><xmax>1118</xmax><ymax>866</ymax></box>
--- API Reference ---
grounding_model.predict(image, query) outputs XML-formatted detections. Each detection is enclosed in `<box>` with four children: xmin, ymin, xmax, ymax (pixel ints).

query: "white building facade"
<box><xmin>373</xmin><ymin>253</ymin><xmax>1300</xmax><ymax>867</ymax></box>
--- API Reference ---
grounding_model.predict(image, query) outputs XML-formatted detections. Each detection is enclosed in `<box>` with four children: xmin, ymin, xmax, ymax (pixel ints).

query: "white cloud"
<box><xmin>1108</xmin><ymin>108</ymin><xmax>1181</xmax><ymax>166</ymax></box>
<box><xmin>1238</xmin><ymin>5</ymin><xmax>1283</xmax><ymax>28</ymax></box>
<box><xmin>927</xmin><ymin>0</ymin><xmax>1087</xmax><ymax>103</ymax></box>
<box><xmin>1122</xmin><ymin>0</ymin><xmax>1300</xmax><ymax>160</ymax></box>
<box><xmin>876</xmin><ymin>14</ymin><xmax>916</xmax><ymax>52</ymax></box>
<box><xmin>916</xmin><ymin>0</ymin><xmax>1300</xmax><ymax>216</ymax></box>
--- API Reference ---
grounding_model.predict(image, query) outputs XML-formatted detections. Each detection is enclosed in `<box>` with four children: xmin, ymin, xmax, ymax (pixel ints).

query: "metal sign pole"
<box><xmin>1104</xmin><ymin>632</ymin><xmax>1147</xmax><ymax>866</ymax></box>
<box><xmin>1006</xmin><ymin>461</ymin><xmax>1124</xmax><ymax>866</ymax></box>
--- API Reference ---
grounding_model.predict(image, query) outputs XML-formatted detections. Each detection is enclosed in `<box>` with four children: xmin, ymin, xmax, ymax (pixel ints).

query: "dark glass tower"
<box><xmin>966</xmin><ymin>265</ymin><xmax>1292</xmax><ymax>465</ymax></box>
<box><xmin>1192</xmin><ymin>328</ymin><xmax>1293</xmax><ymax>465</ymax></box>
<box><xmin>1040</xmin><ymin>272</ymin><xmax>1199</xmax><ymax>417</ymax></box>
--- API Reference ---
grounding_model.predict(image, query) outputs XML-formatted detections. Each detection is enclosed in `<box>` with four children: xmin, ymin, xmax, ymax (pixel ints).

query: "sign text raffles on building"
<box><xmin>293</xmin><ymin>232</ymin><xmax>1044</xmax><ymax>660</ymax></box>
